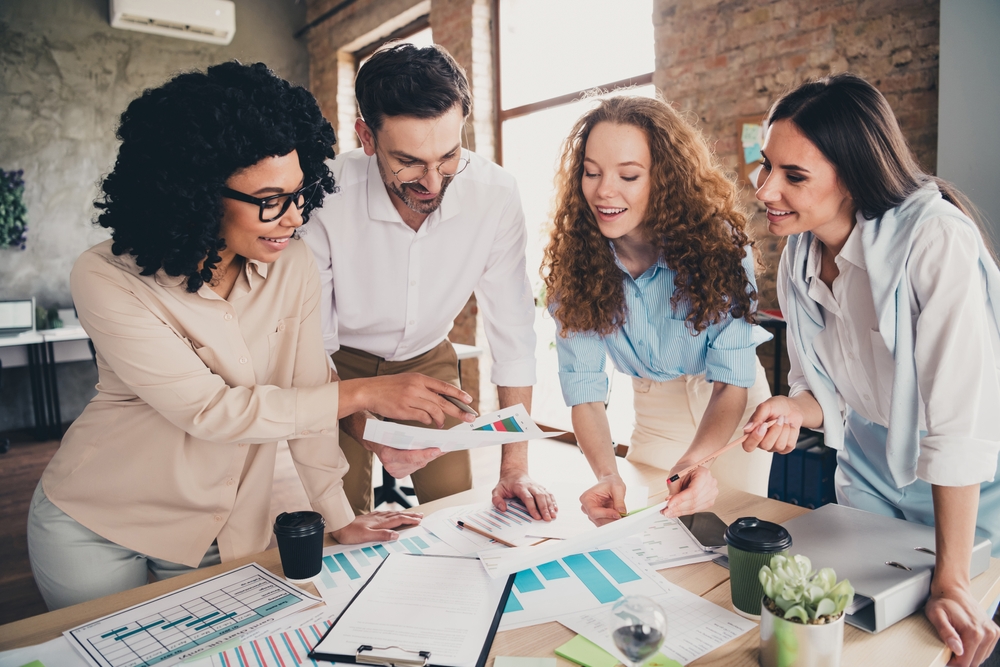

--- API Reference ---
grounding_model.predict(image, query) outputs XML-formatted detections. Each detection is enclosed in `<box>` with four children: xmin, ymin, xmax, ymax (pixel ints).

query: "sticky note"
<box><xmin>743</xmin><ymin>143</ymin><xmax>763</xmax><ymax>164</ymax></box>
<box><xmin>554</xmin><ymin>635</ymin><xmax>681</xmax><ymax>667</ymax></box>
<box><xmin>741</xmin><ymin>123</ymin><xmax>762</xmax><ymax>146</ymax></box>
<box><xmin>494</xmin><ymin>657</ymin><xmax>557</xmax><ymax>667</ymax></box>
<box><xmin>18</xmin><ymin>661</ymin><xmax>47</xmax><ymax>667</ymax></box>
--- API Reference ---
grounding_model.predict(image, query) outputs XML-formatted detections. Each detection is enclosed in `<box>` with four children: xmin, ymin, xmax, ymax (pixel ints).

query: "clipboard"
<box><xmin>309</xmin><ymin>553</ymin><xmax>515</xmax><ymax>667</ymax></box>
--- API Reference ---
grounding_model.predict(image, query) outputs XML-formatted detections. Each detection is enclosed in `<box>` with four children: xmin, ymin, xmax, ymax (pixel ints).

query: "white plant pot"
<box><xmin>759</xmin><ymin>598</ymin><xmax>844</xmax><ymax>667</ymax></box>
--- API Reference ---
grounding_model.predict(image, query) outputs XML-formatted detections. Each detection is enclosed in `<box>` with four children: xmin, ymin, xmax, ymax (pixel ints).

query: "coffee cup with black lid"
<box><xmin>725</xmin><ymin>516</ymin><xmax>792</xmax><ymax>618</ymax></box>
<box><xmin>273</xmin><ymin>511</ymin><xmax>325</xmax><ymax>582</ymax></box>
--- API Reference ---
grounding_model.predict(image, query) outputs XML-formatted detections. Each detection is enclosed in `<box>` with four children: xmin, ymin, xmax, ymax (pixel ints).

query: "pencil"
<box><xmin>440</xmin><ymin>393</ymin><xmax>479</xmax><ymax>416</ymax></box>
<box><xmin>456</xmin><ymin>520</ymin><xmax>517</xmax><ymax>548</ymax></box>
<box><xmin>666</xmin><ymin>418</ymin><xmax>780</xmax><ymax>484</ymax></box>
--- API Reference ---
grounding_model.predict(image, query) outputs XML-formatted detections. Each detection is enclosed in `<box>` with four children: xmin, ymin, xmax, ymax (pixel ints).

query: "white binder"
<box><xmin>781</xmin><ymin>503</ymin><xmax>992</xmax><ymax>633</ymax></box>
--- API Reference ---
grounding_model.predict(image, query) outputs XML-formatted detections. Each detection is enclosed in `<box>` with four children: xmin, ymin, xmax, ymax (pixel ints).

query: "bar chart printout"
<box><xmin>65</xmin><ymin>564</ymin><xmax>322</xmax><ymax>667</ymax></box>
<box><xmin>207</xmin><ymin>618</ymin><xmax>334</xmax><ymax>667</ymax></box>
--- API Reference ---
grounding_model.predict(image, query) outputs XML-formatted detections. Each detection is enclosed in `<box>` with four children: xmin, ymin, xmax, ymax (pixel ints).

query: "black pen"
<box><xmin>440</xmin><ymin>393</ymin><xmax>479</xmax><ymax>417</ymax></box>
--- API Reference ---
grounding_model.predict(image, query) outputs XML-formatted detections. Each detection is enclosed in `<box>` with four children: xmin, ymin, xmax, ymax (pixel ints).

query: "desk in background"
<box><xmin>0</xmin><ymin>326</ymin><xmax>94</xmax><ymax>440</ymax></box>
<box><xmin>2</xmin><ymin>441</ymin><xmax>997</xmax><ymax>666</ymax></box>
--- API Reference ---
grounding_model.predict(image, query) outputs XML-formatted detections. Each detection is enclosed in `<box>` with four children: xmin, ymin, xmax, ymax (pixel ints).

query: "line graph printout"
<box><xmin>65</xmin><ymin>564</ymin><xmax>322</xmax><ymax>667</ymax></box>
<box><xmin>624</xmin><ymin>516</ymin><xmax>719</xmax><ymax>569</ymax></box>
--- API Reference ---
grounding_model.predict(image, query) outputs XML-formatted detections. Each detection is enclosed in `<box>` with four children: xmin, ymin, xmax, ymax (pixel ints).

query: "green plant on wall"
<box><xmin>0</xmin><ymin>169</ymin><xmax>28</xmax><ymax>250</ymax></box>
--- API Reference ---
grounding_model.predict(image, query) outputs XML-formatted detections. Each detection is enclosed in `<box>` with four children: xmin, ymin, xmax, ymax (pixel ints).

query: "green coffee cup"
<box><xmin>725</xmin><ymin>517</ymin><xmax>792</xmax><ymax>618</ymax></box>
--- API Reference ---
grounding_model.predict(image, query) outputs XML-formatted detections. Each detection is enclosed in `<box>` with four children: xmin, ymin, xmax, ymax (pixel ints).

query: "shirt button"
<box><xmin>320</xmin><ymin>429</ymin><xmax>329</xmax><ymax>435</ymax></box>
<box><xmin>278</xmin><ymin>323</ymin><xmax>285</xmax><ymax>331</ymax></box>
<box><xmin>224</xmin><ymin>313</ymin><xmax>233</xmax><ymax>321</ymax></box>
<box><xmin>239</xmin><ymin>442</ymin><xmax>247</xmax><ymax>447</ymax></box>
<box><xmin>863</xmin><ymin>394</ymin><xmax>871</xmax><ymax>401</ymax></box>
<box><xmin>408</xmin><ymin>320</ymin><xmax>415</xmax><ymax>325</ymax></box>
<box><xmin>214</xmin><ymin>515</ymin><xmax>223</xmax><ymax>522</ymax></box>
<box><xmin>227</xmin><ymin>478</ymin><xmax>235</xmax><ymax>486</ymax></box>
<box><xmin>301</xmin><ymin>430</ymin><xmax>310</xmax><ymax>435</ymax></box>
<box><xmin>410</xmin><ymin>280</ymin><xmax>417</xmax><ymax>286</ymax></box>
<box><xmin>239</xmin><ymin>357</ymin><xmax>247</xmax><ymax>364</ymax></box>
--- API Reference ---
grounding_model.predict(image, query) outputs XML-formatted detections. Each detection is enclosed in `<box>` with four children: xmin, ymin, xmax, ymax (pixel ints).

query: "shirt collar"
<box><xmin>837</xmin><ymin>222</ymin><xmax>866</xmax><ymax>270</ymax></box>
<box><xmin>608</xmin><ymin>242</ymin><xmax>669</xmax><ymax>281</ymax></box>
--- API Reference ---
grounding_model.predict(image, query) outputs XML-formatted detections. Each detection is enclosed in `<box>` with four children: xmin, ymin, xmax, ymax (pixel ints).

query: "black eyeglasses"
<box><xmin>221</xmin><ymin>180</ymin><xmax>321</xmax><ymax>222</ymax></box>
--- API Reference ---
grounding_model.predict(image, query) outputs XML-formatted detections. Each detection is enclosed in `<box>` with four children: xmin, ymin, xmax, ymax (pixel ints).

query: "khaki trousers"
<box><xmin>333</xmin><ymin>340</ymin><xmax>473</xmax><ymax>514</ymax></box>
<box><xmin>626</xmin><ymin>358</ymin><xmax>773</xmax><ymax>496</ymax></box>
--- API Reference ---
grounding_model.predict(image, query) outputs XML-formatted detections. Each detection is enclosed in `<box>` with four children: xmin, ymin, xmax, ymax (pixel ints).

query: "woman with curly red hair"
<box><xmin>543</xmin><ymin>95</ymin><xmax>773</xmax><ymax>525</ymax></box>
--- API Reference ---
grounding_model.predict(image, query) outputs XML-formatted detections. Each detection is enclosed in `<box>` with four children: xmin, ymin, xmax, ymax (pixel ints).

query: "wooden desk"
<box><xmin>2</xmin><ymin>444</ymin><xmax>998</xmax><ymax>667</ymax></box>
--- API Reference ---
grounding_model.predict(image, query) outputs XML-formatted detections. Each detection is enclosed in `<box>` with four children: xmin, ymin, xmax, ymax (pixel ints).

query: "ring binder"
<box><xmin>356</xmin><ymin>645</ymin><xmax>432</xmax><ymax>667</ymax></box>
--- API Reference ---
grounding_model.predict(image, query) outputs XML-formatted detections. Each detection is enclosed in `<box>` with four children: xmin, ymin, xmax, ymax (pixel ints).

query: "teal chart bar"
<box><xmin>350</xmin><ymin>549</ymin><xmax>370</xmax><ymax>567</ymax></box>
<box><xmin>334</xmin><ymin>553</ymin><xmax>360</xmax><ymax>580</ymax></box>
<box><xmin>562</xmin><ymin>554</ymin><xmax>623</xmax><ymax>604</ymax></box>
<box><xmin>400</xmin><ymin>538</ymin><xmax>422</xmax><ymax>554</ymax></box>
<box><xmin>373</xmin><ymin>544</ymin><xmax>390</xmax><ymax>559</ymax></box>
<box><xmin>504</xmin><ymin>592</ymin><xmax>524</xmax><ymax>613</ymax></box>
<box><xmin>537</xmin><ymin>560</ymin><xmax>570</xmax><ymax>580</ymax></box>
<box><xmin>362</xmin><ymin>546</ymin><xmax>377</xmax><ymax>558</ymax></box>
<box><xmin>514</xmin><ymin>569</ymin><xmax>545</xmax><ymax>593</ymax></box>
<box><xmin>323</xmin><ymin>555</ymin><xmax>340</xmax><ymax>573</ymax></box>
<box><xmin>412</xmin><ymin>536</ymin><xmax>430</xmax><ymax>549</ymax></box>
<box><xmin>589</xmin><ymin>549</ymin><xmax>642</xmax><ymax>584</ymax></box>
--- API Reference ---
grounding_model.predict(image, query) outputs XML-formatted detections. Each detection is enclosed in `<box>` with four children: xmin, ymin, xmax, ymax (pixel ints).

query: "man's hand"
<box><xmin>925</xmin><ymin>582</ymin><xmax>1000</xmax><ymax>667</ymax></box>
<box><xmin>741</xmin><ymin>396</ymin><xmax>803</xmax><ymax>454</ymax></box>
<box><xmin>340</xmin><ymin>373</ymin><xmax>476</xmax><ymax>426</ymax></box>
<box><xmin>579</xmin><ymin>474</ymin><xmax>628</xmax><ymax>526</ymax></box>
<box><xmin>368</xmin><ymin>441</ymin><xmax>444</xmax><ymax>479</ymax></box>
<box><xmin>492</xmin><ymin>470</ymin><xmax>558</xmax><ymax>521</ymax></box>
<box><xmin>662</xmin><ymin>465</ymin><xmax>718</xmax><ymax>518</ymax></box>
<box><xmin>330</xmin><ymin>510</ymin><xmax>423</xmax><ymax>544</ymax></box>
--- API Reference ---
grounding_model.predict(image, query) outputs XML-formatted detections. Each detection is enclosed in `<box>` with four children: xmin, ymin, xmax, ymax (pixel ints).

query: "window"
<box><xmin>496</xmin><ymin>0</ymin><xmax>654</xmax><ymax>441</ymax></box>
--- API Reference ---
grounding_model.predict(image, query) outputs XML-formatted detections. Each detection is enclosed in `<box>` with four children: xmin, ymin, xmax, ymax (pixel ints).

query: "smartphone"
<box><xmin>677</xmin><ymin>512</ymin><xmax>729</xmax><ymax>551</ymax></box>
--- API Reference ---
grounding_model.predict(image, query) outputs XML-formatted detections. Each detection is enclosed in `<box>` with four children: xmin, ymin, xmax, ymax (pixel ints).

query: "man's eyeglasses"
<box><xmin>375</xmin><ymin>141</ymin><xmax>471</xmax><ymax>185</ymax></box>
<box><xmin>221</xmin><ymin>180</ymin><xmax>321</xmax><ymax>222</ymax></box>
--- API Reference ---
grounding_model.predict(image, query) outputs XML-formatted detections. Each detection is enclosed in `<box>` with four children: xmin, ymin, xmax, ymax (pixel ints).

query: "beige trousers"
<box><xmin>626</xmin><ymin>358</ymin><xmax>773</xmax><ymax>496</ymax></box>
<box><xmin>333</xmin><ymin>340</ymin><xmax>473</xmax><ymax>515</ymax></box>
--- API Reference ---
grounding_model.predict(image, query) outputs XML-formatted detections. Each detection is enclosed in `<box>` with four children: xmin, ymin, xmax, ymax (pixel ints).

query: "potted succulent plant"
<box><xmin>758</xmin><ymin>554</ymin><xmax>854</xmax><ymax>667</ymax></box>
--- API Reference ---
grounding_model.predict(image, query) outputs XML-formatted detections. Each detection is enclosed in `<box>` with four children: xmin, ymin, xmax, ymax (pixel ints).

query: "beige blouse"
<box><xmin>41</xmin><ymin>238</ymin><xmax>354</xmax><ymax>567</ymax></box>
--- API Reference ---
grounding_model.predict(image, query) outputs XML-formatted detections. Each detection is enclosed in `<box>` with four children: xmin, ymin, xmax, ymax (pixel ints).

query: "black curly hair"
<box><xmin>95</xmin><ymin>61</ymin><xmax>337</xmax><ymax>292</ymax></box>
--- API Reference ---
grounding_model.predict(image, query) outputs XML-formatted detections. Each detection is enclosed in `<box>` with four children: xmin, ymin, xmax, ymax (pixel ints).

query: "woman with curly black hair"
<box><xmin>26</xmin><ymin>61</ymin><xmax>474</xmax><ymax>610</ymax></box>
<box><xmin>543</xmin><ymin>95</ymin><xmax>773</xmax><ymax>526</ymax></box>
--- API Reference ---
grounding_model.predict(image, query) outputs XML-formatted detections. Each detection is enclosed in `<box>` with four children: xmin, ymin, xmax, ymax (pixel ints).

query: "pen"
<box><xmin>456</xmin><ymin>521</ymin><xmax>516</xmax><ymax>548</ymax></box>
<box><xmin>666</xmin><ymin>418</ymin><xmax>780</xmax><ymax>484</ymax></box>
<box><xmin>619</xmin><ymin>505</ymin><xmax>655</xmax><ymax>518</ymax></box>
<box><xmin>440</xmin><ymin>393</ymin><xmax>479</xmax><ymax>417</ymax></box>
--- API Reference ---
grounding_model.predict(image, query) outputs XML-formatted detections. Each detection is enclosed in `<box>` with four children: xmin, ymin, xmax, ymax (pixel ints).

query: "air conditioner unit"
<box><xmin>109</xmin><ymin>0</ymin><xmax>236</xmax><ymax>45</ymax></box>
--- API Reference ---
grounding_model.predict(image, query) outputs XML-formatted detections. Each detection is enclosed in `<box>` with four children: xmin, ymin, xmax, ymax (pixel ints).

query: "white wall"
<box><xmin>938</xmin><ymin>0</ymin><xmax>1000</xmax><ymax>248</ymax></box>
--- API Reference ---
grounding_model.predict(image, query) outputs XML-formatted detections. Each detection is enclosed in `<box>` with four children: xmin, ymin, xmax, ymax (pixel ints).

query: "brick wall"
<box><xmin>653</xmin><ymin>0</ymin><xmax>940</xmax><ymax>312</ymax></box>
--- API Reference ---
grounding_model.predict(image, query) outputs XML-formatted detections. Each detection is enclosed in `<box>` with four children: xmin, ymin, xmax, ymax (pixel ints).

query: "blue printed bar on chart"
<box><xmin>589</xmin><ymin>549</ymin><xmax>642</xmax><ymax>584</ymax></box>
<box><xmin>362</xmin><ymin>546</ymin><xmax>377</xmax><ymax>559</ymax></box>
<box><xmin>562</xmin><ymin>554</ymin><xmax>623</xmax><ymax>604</ymax></box>
<box><xmin>514</xmin><ymin>569</ymin><xmax>546</xmax><ymax>593</ymax></box>
<box><xmin>504</xmin><ymin>593</ymin><xmax>524</xmax><ymax>613</ymax></box>
<box><xmin>334</xmin><ymin>553</ymin><xmax>360</xmax><ymax>579</ymax></box>
<box><xmin>351</xmin><ymin>548</ymin><xmax>370</xmax><ymax>567</ymax></box>
<box><xmin>373</xmin><ymin>544</ymin><xmax>390</xmax><ymax>559</ymax></box>
<box><xmin>537</xmin><ymin>560</ymin><xmax>570</xmax><ymax>580</ymax></box>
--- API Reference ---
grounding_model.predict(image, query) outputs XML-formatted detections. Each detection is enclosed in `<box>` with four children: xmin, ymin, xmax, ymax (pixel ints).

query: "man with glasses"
<box><xmin>304</xmin><ymin>43</ymin><xmax>556</xmax><ymax>521</ymax></box>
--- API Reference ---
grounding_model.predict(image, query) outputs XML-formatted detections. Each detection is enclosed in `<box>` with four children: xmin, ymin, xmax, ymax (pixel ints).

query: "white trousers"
<box><xmin>625</xmin><ymin>359</ymin><xmax>773</xmax><ymax>496</ymax></box>
<box><xmin>27</xmin><ymin>482</ymin><xmax>221</xmax><ymax>611</ymax></box>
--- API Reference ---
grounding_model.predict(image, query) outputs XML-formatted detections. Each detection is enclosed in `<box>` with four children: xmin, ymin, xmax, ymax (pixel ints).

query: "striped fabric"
<box><xmin>553</xmin><ymin>245</ymin><xmax>771</xmax><ymax>406</ymax></box>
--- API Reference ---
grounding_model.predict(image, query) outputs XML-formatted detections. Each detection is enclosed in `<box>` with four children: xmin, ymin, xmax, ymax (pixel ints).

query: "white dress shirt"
<box><xmin>782</xmin><ymin>217</ymin><xmax>1000</xmax><ymax>485</ymax></box>
<box><xmin>304</xmin><ymin>148</ymin><xmax>536</xmax><ymax>388</ymax></box>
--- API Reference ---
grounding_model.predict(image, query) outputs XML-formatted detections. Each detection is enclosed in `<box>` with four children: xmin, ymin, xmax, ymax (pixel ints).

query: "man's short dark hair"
<box><xmin>355</xmin><ymin>43</ymin><xmax>471</xmax><ymax>133</ymax></box>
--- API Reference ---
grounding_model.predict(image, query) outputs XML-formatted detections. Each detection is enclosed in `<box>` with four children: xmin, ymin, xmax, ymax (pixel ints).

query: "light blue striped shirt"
<box><xmin>553</xmin><ymin>245</ymin><xmax>771</xmax><ymax>406</ymax></box>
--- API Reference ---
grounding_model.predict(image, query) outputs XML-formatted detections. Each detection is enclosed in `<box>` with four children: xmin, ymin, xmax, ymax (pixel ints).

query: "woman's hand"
<box><xmin>340</xmin><ymin>373</ymin><xmax>476</xmax><ymax>427</ymax></box>
<box><xmin>741</xmin><ymin>396</ymin><xmax>804</xmax><ymax>454</ymax></box>
<box><xmin>925</xmin><ymin>582</ymin><xmax>1000</xmax><ymax>667</ymax></box>
<box><xmin>579</xmin><ymin>473</ymin><xmax>628</xmax><ymax>526</ymax></box>
<box><xmin>662</xmin><ymin>465</ymin><xmax>718</xmax><ymax>518</ymax></box>
<box><xmin>330</xmin><ymin>510</ymin><xmax>423</xmax><ymax>544</ymax></box>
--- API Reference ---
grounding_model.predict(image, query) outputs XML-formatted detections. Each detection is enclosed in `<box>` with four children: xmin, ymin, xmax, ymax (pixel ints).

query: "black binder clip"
<box><xmin>356</xmin><ymin>645</ymin><xmax>431</xmax><ymax>667</ymax></box>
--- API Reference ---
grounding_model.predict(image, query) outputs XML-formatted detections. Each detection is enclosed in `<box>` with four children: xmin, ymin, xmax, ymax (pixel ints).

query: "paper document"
<box><xmin>311</xmin><ymin>525</ymin><xmax>459</xmax><ymax>613</ymax></box>
<box><xmin>363</xmin><ymin>404</ymin><xmax>564</xmax><ymax>451</ymax></box>
<box><xmin>196</xmin><ymin>612</ymin><xmax>336</xmax><ymax>667</ymax></box>
<box><xmin>422</xmin><ymin>499</ymin><xmax>555</xmax><ymax>554</ymax></box>
<box><xmin>0</xmin><ymin>636</ymin><xmax>89</xmax><ymax>667</ymax></box>
<box><xmin>64</xmin><ymin>563</ymin><xmax>321</xmax><ymax>667</ymax></box>
<box><xmin>624</xmin><ymin>516</ymin><xmax>719</xmax><ymax>569</ymax></box>
<box><xmin>478</xmin><ymin>502</ymin><xmax>667</xmax><ymax>578</ymax></box>
<box><xmin>310</xmin><ymin>554</ymin><xmax>511</xmax><ymax>667</ymax></box>
<box><xmin>524</xmin><ymin>486</ymin><xmax>649</xmax><ymax>541</ymax></box>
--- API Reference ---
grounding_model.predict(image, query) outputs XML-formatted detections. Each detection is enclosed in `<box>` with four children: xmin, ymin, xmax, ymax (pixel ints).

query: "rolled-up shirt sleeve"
<box><xmin>911</xmin><ymin>218</ymin><xmax>1000</xmax><ymax>485</ymax></box>
<box><xmin>704</xmin><ymin>246</ymin><xmax>772</xmax><ymax>387</ymax></box>
<box><xmin>552</xmin><ymin>311</ymin><xmax>609</xmax><ymax>406</ymax></box>
<box><xmin>475</xmin><ymin>181</ymin><xmax>537</xmax><ymax>387</ymax></box>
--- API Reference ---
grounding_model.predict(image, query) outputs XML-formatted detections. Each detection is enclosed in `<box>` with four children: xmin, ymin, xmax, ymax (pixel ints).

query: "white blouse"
<box><xmin>781</xmin><ymin>217</ymin><xmax>1000</xmax><ymax>486</ymax></box>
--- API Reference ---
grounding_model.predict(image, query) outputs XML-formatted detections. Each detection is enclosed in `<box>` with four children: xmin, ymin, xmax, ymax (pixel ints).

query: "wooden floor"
<box><xmin>0</xmin><ymin>428</ymin><xmax>503</xmax><ymax>626</ymax></box>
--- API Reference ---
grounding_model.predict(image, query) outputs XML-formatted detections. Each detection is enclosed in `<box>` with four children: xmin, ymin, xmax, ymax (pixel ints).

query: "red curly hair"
<box><xmin>543</xmin><ymin>95</ymin><xmax>756</xmax><ymax>336</ymax></box>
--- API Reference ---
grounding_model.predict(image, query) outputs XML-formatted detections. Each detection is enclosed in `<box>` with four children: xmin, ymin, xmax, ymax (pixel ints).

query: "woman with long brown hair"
<box><xmin>742</xmin><ymin>73</ymin><xmax>1000</xmax><ymax>665</ymax></box>
<box><xmin>543</xmin><ymin>95</ymin><xmax>773</xmax><ymax>526</ymax></box>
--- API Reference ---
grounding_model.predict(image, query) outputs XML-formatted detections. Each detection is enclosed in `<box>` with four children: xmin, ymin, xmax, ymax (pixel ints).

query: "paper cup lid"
<box><xmin>724</xmin><ymin>516</ymin><xmax>792</xmax><ymax>553</ymax></box>
<box><xmin>273</xmin><ymin>511</ymin><xmax>325</xmax><ymax>537</ymax></box>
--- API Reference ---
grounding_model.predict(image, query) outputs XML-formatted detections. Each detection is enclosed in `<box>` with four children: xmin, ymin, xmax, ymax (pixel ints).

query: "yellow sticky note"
<box><xmin>18</xmin><ymin>661</ymin><xmax>46</xmax><ymax>667</ymax></box>
<box><xmin>554</xmin><ymin>635</ymin><xmax>680</xmax><ymax>667</ymax></box>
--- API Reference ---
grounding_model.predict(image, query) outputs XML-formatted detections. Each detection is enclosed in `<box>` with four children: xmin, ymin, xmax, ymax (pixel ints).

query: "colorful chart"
<box><xmin>498</xmin><ymin>547</ymin><xmax>675</xmax><ymax>631</ymax></box>
<box><xmin>209</xmin><ymin>619</ymin><xmax>333</xmax><ymax>667</ymax></box>
<box><xmin>474</xmin><ymin>416</ymin><xmax>524</xmax><ymax>433</ymax></box>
